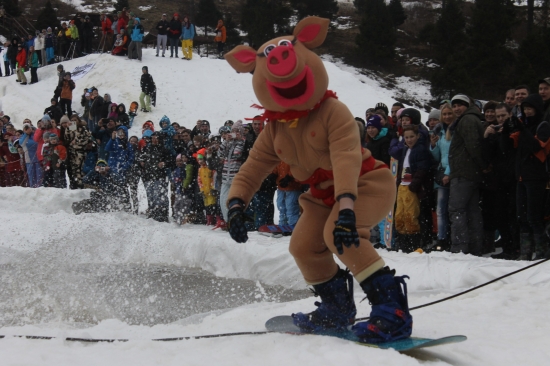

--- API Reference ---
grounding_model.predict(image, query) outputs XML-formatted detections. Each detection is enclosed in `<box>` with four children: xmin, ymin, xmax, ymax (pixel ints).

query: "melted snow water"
<box><xmin>0</xmin><ymin>263</ymin><xmax>310</xmax><ymax>327</ymax></box>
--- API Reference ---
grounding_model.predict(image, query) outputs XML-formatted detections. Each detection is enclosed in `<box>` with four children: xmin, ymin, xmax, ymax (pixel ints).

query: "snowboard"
<box><xmin>258</xmin><ymin>224</ymin><xmax>294</xmax><ymax>238</ymax></box>
<box><xmin>151</xmin><ymin>89</ymin><xmax>157</xmax><ymax>107</ymax></box>
<box><xmin>265</xmin><ymin>316</ymin><xmax>466</xmax><ymax>352</ymax></box>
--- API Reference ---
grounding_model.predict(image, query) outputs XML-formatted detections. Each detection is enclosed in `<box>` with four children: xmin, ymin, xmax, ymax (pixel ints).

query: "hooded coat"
<box><xmin>105</xmin><ymin>126</ymin><xmax>134</xmax><ymax>176</ymax></box>
<box><xmin>131</xmin><ymin>18</ymin><xmax>144</xmax><ymax>42</ymax></box>
<box><xmin>117</xmin><ymin>103</ymin><xmax>130</xmax><ymax>127</ymax></box>
<box><xmin>159</xmin><ymin>116</ymin><xmax>176</xmax><ymax>156</ymax></box>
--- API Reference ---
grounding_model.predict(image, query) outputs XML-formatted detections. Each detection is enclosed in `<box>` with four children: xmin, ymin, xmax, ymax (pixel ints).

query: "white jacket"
<box><xmin>34</xmin><ymin>35</ymin><xmax>44</xmax><ymax>50</ymax></box>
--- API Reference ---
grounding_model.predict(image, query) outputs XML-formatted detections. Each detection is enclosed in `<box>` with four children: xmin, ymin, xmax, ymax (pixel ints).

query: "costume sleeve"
<box><xmin>325</xmin><ymin>100</ymin><xmax>362</xmax><ymax>200</ymax></box>
<box><xmin>227</xmin><ymin>128</ymin><xmax>280</xmax><ymax>207</ymax></box>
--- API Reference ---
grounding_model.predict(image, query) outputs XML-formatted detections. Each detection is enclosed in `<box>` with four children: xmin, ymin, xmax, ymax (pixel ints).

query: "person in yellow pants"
<box><xmin>180</xmin><ymin>16</ymin><xmax>195</xmax><ymax>60</ymax></box>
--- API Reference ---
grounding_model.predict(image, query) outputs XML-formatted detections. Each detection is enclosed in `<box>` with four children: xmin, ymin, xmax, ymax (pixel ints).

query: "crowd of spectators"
<box><xmin>0</xmin><ymin>7</ymin><xmax>227</xmax><ymax>82</ymax></box>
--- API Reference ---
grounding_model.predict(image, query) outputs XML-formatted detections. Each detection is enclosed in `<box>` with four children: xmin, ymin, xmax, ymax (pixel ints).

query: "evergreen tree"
<box><xmin>355</xmin><ymin>0</ymin><xmax>396</xmax><ymax>63</ymax></box>
<box><xmin>241</xmin><ymin>0</ymin><xmax>292</xmax><ymax>49</ymax></box>
<box><xmin>430</xmin><ymin>53</ymin><xmax>473</xmax><ymax>100</ymax></box>
<box><xmin>290</xmin><ymin>0</ymin><xmax>339</xmax><ymax>21</ymax></box>
<box><xmin>224</xmin><ymin>14</ymin><xmax>242</xmax><ymax>48</ymax></box>
<box><xmin>388</xmin><ymin>0</ymin><xmax>407</xmax><ymax>28</ymax></box>
<box><xmin>466</xmin><ymin>0</ymin><xmax>515</xmax><ymax>94</ymax></box>
<box><xmin>431</xmin><ymin>0</ymin><xmax>466</xmax><ymax>64</ymax></box>
<box><xmin>195</xmin><ymin>0</ymin><xmax>222</xmax><ymax>35</ymax></box>
<box><xmin>114</xmin><ymin>0</ymin><xmax>129</xmax><ymax>12</ymax></box>
<box><xmin>515</xmin><ymin>27</ymin><xmax>550</xmax><ymax>89</ymax></box>
<box><xmin>353</xmin><ymin>0</ymin><xmax>367</xmax><ymax>13</ymax></box>
<box><xmin>1</xmin><ymin>0</ymin><xmax>21</xmax><ymax>17</ymax></box>
<box><xmin>36</xmin><ymin>0</ymin><xmax>61</xmax><ymax>31</ymax></box>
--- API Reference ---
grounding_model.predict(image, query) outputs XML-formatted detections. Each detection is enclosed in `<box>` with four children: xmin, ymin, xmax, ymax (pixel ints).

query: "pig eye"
<box><xmin>278</xmin><ymin>40</ymin><xmax>291</xmax><ymax>47</ymax></box>
<box><xmin>263</xmin><ymin>44</ymin><xmax>276</xmax><ymax>57</ymax></box>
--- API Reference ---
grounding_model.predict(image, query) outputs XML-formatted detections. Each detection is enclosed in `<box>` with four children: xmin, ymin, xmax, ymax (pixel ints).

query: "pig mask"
<box><xmin>224</xmin><ymin>17</ymin><xmax>330</xmax><ymax>113</ymax></box>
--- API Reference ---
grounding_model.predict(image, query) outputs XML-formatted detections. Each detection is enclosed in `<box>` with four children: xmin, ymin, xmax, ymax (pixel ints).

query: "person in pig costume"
<box><xmin>224</xmin><ymin>17</ymin><xmax>412</xmax><ymax>343</ymax></box>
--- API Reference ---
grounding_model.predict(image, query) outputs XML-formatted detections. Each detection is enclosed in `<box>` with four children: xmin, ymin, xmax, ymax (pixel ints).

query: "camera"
<box><xmin>493</xmin><ymin>125</ymin><xmax>502</xmax><ymax>131</ymax></box>
<box><xmin>100</xmin><ymin>167</ymin><xmax>105</xmax><ymax>172</ymax></box>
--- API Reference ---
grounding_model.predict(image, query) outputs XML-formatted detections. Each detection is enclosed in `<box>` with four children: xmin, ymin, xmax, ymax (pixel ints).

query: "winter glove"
<box><xmin>227</xmin><ymin>199</ymin><xmax>252</xmax><ymax>243</ymax></box>
<box><xmin>279</xmin><ymin>174</ymin><xmax>294</xmax><ymax>188</ymax></box>
<box><xmin>333</xmin><ymin>209</ymin><xmax>360</xmax><ymax>255</ymax></box>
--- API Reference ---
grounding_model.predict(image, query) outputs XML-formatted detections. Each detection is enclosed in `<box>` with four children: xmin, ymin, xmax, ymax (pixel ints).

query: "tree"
<box><xmin>466</xmin><ymin>0</ymin><xmax>515</xmax><ymax>94</ymax></box>
<box><xmin>430</xmin><ymin>53</ymin><xmax>473</xmax><ymax>100</ymax></box>
<box><xmin>289</xmin><ymin>0</ymin><xmax>339</xmax><ymax>21</ymax></box>
<box><xmin>36</xmin><ymin>0</ymin><xmax>61</xmax><ymax>32</ymax></box>
<box><xmin>431</xmin><ymin>0</ymin><xmax>466</xmax><ymax>64</ymax></box>
<box><xmin>355</xmin><ymin>0</ymin><xmax>396</xmax><ymax>63</ymax></box>
<box><xmin>515</xmin><ymin>27</ymin><xmax>550</xmax><ymax>89</ymax></box>
<box><xmin>195</xmin><ymin>0</ymin><xmax>222</xmax><ymax>35</ymax></box>
<box><xmin>388</xmin><ymin>0</ymin><xmax>407</xmax><ymax>28</ymax></box>
<box><xmin>241</xmin><ymin>0</ymin><xmax>292</xmax><ymax>49</ymax></box>
<box><xmin>114</xmin><ymin>0</ymin><xmax>129</xmax><ymax>12</ymax></box>
<box><xmin>353</xmin><ymin>0</ymin><xmax>367</xmax><ymax>13</ymax></box>
<box><xmin>224</xmin><ymin>14</ymin><xmax>242</xmax><ymax>48</ymax></box>
<box><xmin>1</xmin><ymin>0</ymin><xmax>21</xmax><ymax>17</ymax></box>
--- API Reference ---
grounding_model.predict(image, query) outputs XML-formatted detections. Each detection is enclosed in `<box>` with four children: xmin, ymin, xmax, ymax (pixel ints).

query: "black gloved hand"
<box><xmin>227</xmin><ymin>199</ymin><xmax>251</xmax><ymax>243</ymax></box>
<box><xmin>279</xmin><ymin>174</ymin><xmax>294</xmax><ymax>188</ymax></box>
<box><xmin>333</xmin><ymin>209</ymin><xmax>360</xmax><ymax>255</ymax></box>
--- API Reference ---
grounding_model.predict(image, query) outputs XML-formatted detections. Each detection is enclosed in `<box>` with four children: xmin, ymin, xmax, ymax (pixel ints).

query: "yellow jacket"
<box><xmin>198</xmin><ymin>165</ymin><xmax>217</xmax><ymax>206</ymax></box>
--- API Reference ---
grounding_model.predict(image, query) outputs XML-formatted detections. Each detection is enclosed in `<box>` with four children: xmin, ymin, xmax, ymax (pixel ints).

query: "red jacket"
<box><xmin>117</xmin><ymin>18</ymin><xmax>127</xmax><ymax>34</ymax></box>
<box><xmin>34</xmin><ymin>128</ymin><xmax>60</xmax><ymax>161</ymax></box>
<box><xmin>16</xmin><ymin>48</ymin><xmax>26</xmax><ymax>68</ymax></box>
<box><xmin>102</xmin><ymin>17</ymin><xmax>113</xmax><ymax>34</ymax></box>
<box><xmin>1</xmin><ymin>136</ymin><xmax>23</xmax><ymax>173</ymax></box>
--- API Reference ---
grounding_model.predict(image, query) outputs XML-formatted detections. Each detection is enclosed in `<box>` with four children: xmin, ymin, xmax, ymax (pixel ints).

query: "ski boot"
<box><xmin>352</xmin><ymin>267</ymin><xmax>413</xmax><ymax>343</ymax></box>
<box><xmin>292</xmin><ymin>268</ymin><xmax>356</xmax><ymax>333</ymax></box>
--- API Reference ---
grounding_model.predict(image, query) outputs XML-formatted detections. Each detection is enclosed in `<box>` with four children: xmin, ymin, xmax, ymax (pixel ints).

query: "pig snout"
<box><xmin>266</xmin><ymin>45</ymin><xmax>297</xmax><ymax>77</ymax></box>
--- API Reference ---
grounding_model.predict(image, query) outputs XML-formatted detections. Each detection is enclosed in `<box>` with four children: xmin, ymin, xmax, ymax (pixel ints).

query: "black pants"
<box><xmin>59</xmin><ymin>98</ymin><xmax>72</xmax><ymax>117</ymax></box>
<box><xmin>30</xmin><ymin>67</ymin><xmax>38</xmax><ymax>83</ymax></box>
<box><xmin>169</xmin><ymin>38</ymin><xmax>179</xmax><ymax>57</ymax></box>
<box><xmin>516</xmin><ymin>180</ymin><xmax>547</xmax><ymax>236</ymax></box>
<box><xmin>217</xmin><ymin>42</ymin><xmax>224</xmax><ymax>54</ymax></box>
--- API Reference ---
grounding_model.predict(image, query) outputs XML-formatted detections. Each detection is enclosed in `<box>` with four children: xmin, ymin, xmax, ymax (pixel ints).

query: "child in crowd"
<box><xmin>43</xmin><ymin>133</ymin><xmax>67</xmax><ymax>188</ymax></box>
<box><xmin>171</xmin><ymin>153</ymin><xmax>194</xmax><ymax>225</ymax></box>
<box><xmin>395</xmin><ymin>125</ymin><xmax>433</xmax><ymax>252</ymax></box>
<box><xmin>197</xmin><ymin>153</ymin><xmax>217</xmax><ymax>226</ymax></box>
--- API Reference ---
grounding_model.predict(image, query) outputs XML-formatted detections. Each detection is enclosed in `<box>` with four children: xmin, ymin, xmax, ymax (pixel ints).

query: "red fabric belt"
<box><xmin>299</xmin><ymin>156</ymin><xmax>387</xmax><ymax>207</ymax></box>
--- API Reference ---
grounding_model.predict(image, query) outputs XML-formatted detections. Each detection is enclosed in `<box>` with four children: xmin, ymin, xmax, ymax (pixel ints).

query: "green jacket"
<box><xmin>70</xmin><ymin>25</ymin><xmax>79</xmax><ymax>40</ymax></box>
<box><xmin>448</xmin><ymin>106</ymin><xmax>487</xmax><ymax>182</ymax></box>
<box><xmin>30</xmin><ymin>52</ymin><xmax>39</xmax><ymax>68</ymax></box>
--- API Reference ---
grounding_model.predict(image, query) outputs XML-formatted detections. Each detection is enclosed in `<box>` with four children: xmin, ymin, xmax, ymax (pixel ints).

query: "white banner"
<box><xmin>71</xmin><ymin>63</ymin><xmax>95</xmax><ymax>81</ymax></box>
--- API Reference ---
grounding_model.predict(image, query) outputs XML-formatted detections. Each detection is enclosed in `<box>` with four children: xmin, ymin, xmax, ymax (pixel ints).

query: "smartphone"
<box><xmin>428</xmin><ymin>130</ymin><xmax>434</xmax><ymax>135</ymax></box>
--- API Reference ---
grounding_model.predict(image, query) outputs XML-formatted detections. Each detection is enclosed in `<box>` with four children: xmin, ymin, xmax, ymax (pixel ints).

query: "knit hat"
<box><xmin>174</xmin><ymin>13</ymin><xmax>179</xmax><ymax>17</ymax></box>
<box><xmin>176</xmin><ymin>154</ymin><xmax>182</xmax><ymax>160</ymax></box>
<box><xmin>142</xmin><ymin>66</ymin><xmax>148</xmax><ymax>72</ymax></box>
<box><xmin>474</xmin><ymin>99</ymin><xmax>483</xmax><ymax>110</ymax></box>
<box><xmin>96</xmin><ymin>159</ymin><xmax>108</xmax><ymax>167</ymax></box>
<box><xmin>538</xmin><ymin>77</ymin><xmax>550</xmax><ymax>86</ymax></box>
<box><xmin>400</xmin><ymin>108</ymin><xmax>421</xmax><ymax>125</ymax></box>
<box><xmin>375</xmin><ymin>102</ymin><xmax>389</xmax><ymax>115</ymax></box>
<box><xmin>143</xmin><ymin>129</ymin><xmax>153</xmax><ymax>138</ymax></box>
<box><xmin>42</xmin><ymin>114</ymin><xmax>52</xmax><ymax>122</ymax></box>
<box><xmin>428</xmin><ymin>109</ymin><xmax>441</xmax><ymax>120</ymax></box>
<box><xmin>232</xmin><ymin>120</ymin><xmax>244</xmax><ymax>135</ymax></box>
<box><xmin>396</xmin><ymin>108</ymin><xmax>405</xmax><ymax>118</ymax></box>
<box><xmin>451</xmin><ymin>94</ymin><xmax>470</xmax><ymax>107</ymax></box>
<box><xmin>159</xmin><ymin>115</ymin><xmax>171</xmax><ymax>127</ymax></box>
<box><xmin>366</xmin><ymin>115</ymin><xmax>382</xmax><ymax>131</ymax></box>
<box><xmin>60</xmin><ymin>115</ymin><xmax>70</xmax><ymax>124</ymax></box>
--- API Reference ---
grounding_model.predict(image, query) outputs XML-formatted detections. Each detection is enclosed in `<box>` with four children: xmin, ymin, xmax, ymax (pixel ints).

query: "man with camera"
<box><xmin>73</xmin><ymin>159</ymin><xmax>129</xmax><ymax>214</ymax></box>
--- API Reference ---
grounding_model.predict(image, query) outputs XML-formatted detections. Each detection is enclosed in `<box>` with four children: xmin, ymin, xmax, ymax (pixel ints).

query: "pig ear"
<box><xmin>224</xmin><ymin>45</ymin><xmax>257</xmax><ymax>74</ymax></box>
<box><xmin>293</xmin><ymin>16</ymin><xmax>330</xmax><ymax>49</ymax></box>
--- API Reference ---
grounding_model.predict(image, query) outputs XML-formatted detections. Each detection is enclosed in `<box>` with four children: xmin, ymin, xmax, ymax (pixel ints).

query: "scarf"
<box><xmin>247</xmin><ymin>90</ymin><xmax>338</xmax><ymax>128</ymax></box>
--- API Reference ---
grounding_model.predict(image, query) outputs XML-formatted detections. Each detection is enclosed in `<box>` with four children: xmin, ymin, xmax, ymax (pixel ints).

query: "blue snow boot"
<box><xmin>352</xmin><ymin>267</ymin><xmax>412</xmax><ymax>343</ymax></box>
<box><xmin>292</xmin><ymin>268</ymin><xmax>357</xmax><ymax>333</ymax></box>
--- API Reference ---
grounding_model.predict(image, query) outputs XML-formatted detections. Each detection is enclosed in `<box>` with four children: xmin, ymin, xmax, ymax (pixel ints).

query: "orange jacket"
<box><xmin>214</xmin><ymin>23</ymin><xmax>226</xmax><ymax>43</ymax></box>
<box><xmin>273</xmin><ymin>161</ymin><xmax>302</xmax><ymax>191</ymax></box>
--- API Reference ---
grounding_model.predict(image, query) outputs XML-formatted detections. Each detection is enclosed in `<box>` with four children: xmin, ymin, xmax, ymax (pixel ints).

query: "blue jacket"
<box><xmin>181</xmin><ymin>23</ymin><xmax>195</xmax><ymax>40</ymax></box>
<box><xmin>159</xmin><ymin>116</ymin><xmax>176</xmax><ymax>156</ymax></box>
<box><xmin>82</xmin><ymin>149</ymin><xmax>99</xmax><ymax>175</ymax></box>
<box><xmin>19</xmin><ymin>133</ymin><xmax>39</xmax><ymax>164</ymax></box>
<box><xmin>131</xmin><ymin>18</ymin><xmax>144</xmax><ymax>42</ymax></box>
<box><xmin>430</xmin><ymin>123</ymin><xmax>451</xmax><ymax>177</ymax></box>
<box><xmin>105</xmin><ymin>126</ymin><xmax>135</xmax><ymax>177</ymax></box>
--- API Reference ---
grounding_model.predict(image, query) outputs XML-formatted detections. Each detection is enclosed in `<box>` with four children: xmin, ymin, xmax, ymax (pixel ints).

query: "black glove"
<box><xmin>333</xmin><ymin>209</ymin><xmax>360</xmax><ymax>255</ymax></box>
<box><xmin>279</xmin><ymin>174</ymin><xmax>294</xmax><ymax>188</ymax></box>
<box><xmin>227</xmin><ymin>199</ymin><xmax>252</xmax><ymax>243</ymax></box>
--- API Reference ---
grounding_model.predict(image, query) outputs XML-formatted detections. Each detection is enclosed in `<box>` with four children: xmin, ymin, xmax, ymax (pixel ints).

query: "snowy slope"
<box><xmin>0</xmin><ymin>48</ymin><xmax>429</xmax><ymax>135</ymax></box>
<box><xmin>0</xmin><ymin>50</ymin><xmax>549</xmax><ymax>365</ymax></box>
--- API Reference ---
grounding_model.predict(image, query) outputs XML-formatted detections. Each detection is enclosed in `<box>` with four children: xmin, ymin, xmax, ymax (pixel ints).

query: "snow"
<box><xmin>1</xmin><ymin>48</ymin><xmax>550</xmax><ymax>365</ymax></box>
